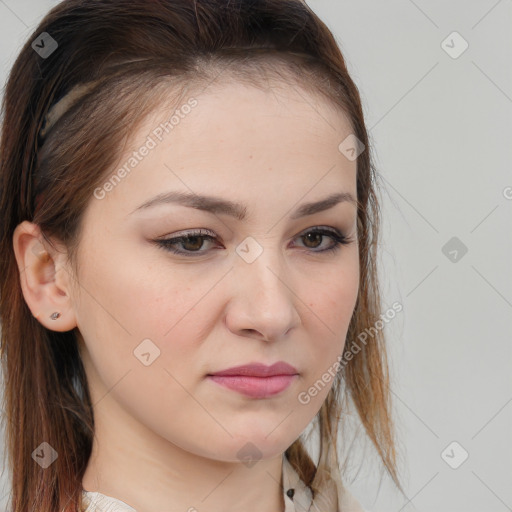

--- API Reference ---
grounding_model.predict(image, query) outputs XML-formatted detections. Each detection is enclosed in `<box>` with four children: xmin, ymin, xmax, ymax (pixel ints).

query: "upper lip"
<box><xmin>208</xmin><ymin>362</ymin><xmax>298</xmax><ymax>377</ymax></box>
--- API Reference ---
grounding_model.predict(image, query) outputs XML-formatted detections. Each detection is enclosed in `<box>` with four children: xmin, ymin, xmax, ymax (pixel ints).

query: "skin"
<box><xmin>13</xmin><ymin>78</ymin><xmax>360</xmax><ymax>512</ymax></box>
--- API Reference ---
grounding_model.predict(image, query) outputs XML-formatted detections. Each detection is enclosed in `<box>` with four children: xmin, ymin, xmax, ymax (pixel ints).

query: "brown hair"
<box><xmin>0</xmin><ymin>1</ymin><xmax>401</xmax><ymax>510</ymax></box>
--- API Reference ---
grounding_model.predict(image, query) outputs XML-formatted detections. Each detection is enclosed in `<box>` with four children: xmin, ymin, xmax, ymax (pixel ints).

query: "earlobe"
<box><xmin>12</xmin><ymin>220</ymin><xmax>77</xmax><ymax>332</ymax></box>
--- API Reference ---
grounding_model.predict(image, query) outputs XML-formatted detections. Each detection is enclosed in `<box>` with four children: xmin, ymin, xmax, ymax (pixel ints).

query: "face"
<box><xmin>63</xmin><ymin>79</ymin><xmax>360</xmax><ymax>463</ymax></box>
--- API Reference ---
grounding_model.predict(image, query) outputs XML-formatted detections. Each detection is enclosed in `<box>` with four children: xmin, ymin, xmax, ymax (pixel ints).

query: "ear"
<box><xmin>12</xmin><ymin>220</ymin><xmax>77</xmax><ymax>332</ymax></box>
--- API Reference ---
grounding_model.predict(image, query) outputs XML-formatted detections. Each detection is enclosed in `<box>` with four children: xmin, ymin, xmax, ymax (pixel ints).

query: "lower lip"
<box><xmin>207</xmin><ymin>374</ymin><xmax>297</xmax><ymax>398</ymax></box>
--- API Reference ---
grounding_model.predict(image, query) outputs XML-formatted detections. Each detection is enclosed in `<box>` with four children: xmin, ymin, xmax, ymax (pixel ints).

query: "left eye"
<box><xmin>154</xmin><ymin>227</ymin><xmax>352</xmax><ymax>256</ymax></box>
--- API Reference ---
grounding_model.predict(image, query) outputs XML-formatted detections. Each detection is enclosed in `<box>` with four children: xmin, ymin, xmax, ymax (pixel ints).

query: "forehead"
<box><xmin>86</xmin><ymin>79</ymin><xmax>358</xmax><ymax>224</ymax></box>
<box><xmin>134</xmin><ymin>79</ymin><xmax>355</xmax><ymax>161</ymax></box>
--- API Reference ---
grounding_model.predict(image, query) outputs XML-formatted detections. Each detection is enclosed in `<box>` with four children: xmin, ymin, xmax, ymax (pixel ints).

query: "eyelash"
<box><xmin>154</xmin><ymin>227</ymin><xmax>353</xmax><ymax>257</ymax></box>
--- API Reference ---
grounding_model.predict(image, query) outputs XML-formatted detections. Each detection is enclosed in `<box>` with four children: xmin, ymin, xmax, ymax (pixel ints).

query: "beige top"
<box><xmin>81</xmin><ymin>454</ymin><xmax>366</xmax><ymax>512</ymax></box>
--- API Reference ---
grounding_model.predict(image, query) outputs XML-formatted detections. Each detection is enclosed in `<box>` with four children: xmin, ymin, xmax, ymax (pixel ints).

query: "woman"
<box><xmin>0</xmin><ymin>1</ymin><xmax>401</xmax><ymax>511</ymax></box>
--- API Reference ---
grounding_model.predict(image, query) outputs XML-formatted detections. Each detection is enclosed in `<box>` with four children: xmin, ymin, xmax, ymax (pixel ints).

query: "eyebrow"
<box><xmin>130</xmin><ymin>190</ymin><xmax>357</xmax><ymax>221</ymax></box>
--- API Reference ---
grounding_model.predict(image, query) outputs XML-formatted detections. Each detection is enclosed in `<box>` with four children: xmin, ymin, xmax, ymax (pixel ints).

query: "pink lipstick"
<box><xmin>207</xmin><ymin>362</ymin><xmax>298</xmax><ymax>398</ymax></box>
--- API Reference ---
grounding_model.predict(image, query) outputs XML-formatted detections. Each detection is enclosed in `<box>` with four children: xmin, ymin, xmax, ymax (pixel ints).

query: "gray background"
<box><xmin>0</xmin><ymin>1</ymin><xmax>511</xmax><ymax>511</ymax></box>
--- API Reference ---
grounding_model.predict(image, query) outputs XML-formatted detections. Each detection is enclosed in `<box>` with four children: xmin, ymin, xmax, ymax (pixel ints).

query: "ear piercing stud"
<box><xmin>50</xmin><ymin>312</ymin><xmax>61</xmax><ymax>320</ymax></box>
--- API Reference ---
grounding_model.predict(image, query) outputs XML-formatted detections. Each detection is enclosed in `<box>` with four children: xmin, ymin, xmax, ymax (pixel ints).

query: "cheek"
<box><xmin>75</xmin><ymin>239</ymin><xmax>200</xmax><ymax>376</ymax></box>
<box><xmin>74</xmin><ymin>252</ymin><xmax>218</xmax><ymax>437</ymax></box>
<box><xmin>304</xmin><ymin>260</ymin><xmax>359</xmax><ymax>339</ymax></box>
<box><xmin>76</xmin><ymin>239</ymin><xmax>197</xmax><ymax>335</ymax></box>
<box><xmin>295</xmin><ymin>262</ymin><xmax>359</xmax><ymax>402</ymax></box>
<box><xmin>74</xmin><ymin>243</ymin><xmax>224</xmax><ymax>386</ymax></box>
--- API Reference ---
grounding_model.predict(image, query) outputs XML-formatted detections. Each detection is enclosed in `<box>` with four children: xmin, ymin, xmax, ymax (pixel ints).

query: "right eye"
<box><xmin>154</xmin><ymin>229</ymin><xmax>220</xmax><ymax>256</ymax></box>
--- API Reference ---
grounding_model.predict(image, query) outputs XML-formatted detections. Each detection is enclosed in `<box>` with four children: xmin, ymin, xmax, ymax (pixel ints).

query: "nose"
<box><xmin>224</xmin><ymin>246</ymin><xmax>302</xmax><ymax>342</ymax></box>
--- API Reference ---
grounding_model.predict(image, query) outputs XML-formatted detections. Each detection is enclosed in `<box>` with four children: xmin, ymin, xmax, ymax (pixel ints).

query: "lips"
<box><xmin>207</xmin><ymin>361</ymin><xmax>299</xmax><ymax>398</ymax></box>
<box><xmin>208</xmin><ymin>361</ymin><xmax>298</xmax><ymax>377</ymax></box>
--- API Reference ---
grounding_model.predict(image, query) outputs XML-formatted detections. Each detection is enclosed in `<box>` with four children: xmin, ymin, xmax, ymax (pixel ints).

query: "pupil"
<box><xmin>184</xmin><ymin>236</ymin><xmax>203</xmax><ymax>251</ymax></box>
<box><xmin>303</xmin><ymin>233</ymin><xmax>321</xmax><ymax>248</ymax></box>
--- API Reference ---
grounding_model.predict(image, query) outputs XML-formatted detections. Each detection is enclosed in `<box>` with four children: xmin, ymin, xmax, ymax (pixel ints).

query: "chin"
<box><xmin>198</xmin><ymin>435</ymin><xmax>289</xmax><ymax>464</ymax></box>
